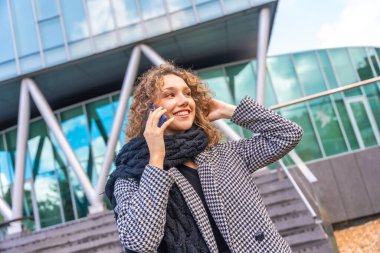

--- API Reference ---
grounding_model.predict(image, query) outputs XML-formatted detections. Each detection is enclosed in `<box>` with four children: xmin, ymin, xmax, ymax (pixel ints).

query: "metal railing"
<box><xmin>268</xmin><ymin>76</ymin><xmax>380</xmax><ymax>253</ymax></box>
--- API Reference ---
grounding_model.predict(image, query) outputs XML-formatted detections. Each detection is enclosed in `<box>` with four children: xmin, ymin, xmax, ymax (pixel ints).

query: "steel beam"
<box><xmin>96</xmin><ymin>46</ymin><xmax>141</xmax><ymax>199</ymax></box>
<box><xmin>256</xmin><ymin>7</ymin><xmax>270</xmax><ymax>105</ymax></box>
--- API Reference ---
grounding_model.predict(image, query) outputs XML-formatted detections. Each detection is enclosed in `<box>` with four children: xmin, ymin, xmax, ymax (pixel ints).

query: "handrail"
<box><xmin>270</xmin><ymin>76</ymin><xmax>380</xmax><ymax>110</ymax></box>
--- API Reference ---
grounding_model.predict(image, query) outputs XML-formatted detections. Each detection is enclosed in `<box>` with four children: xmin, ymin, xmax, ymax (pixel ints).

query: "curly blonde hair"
<box><xmin>125</xmin><ymin>63</ymin><xmax>221</xmax><ymax>147</ymax></box>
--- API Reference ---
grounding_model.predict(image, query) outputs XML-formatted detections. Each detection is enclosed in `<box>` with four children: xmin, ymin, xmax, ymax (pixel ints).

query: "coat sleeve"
<box><xmin>113</xmin><ymin>164</ymin><xmax>174</xmax><ymax>252</ymax></box>
<box><xmin>227</xmin><ymin>96</ymin><xmax>303</xmax><ymax>174</ymax></box>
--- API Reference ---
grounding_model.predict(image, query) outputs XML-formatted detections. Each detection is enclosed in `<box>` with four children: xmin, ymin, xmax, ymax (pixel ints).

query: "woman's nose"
<box><xmin>177</xmin><ymin>94</ymin><xmax>189</xmax><ymax>106</ymax></box>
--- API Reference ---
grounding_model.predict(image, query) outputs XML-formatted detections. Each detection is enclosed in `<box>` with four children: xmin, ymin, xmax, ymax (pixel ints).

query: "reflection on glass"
<box><xmin>87</xmin><ymin>0</ymin><xmax>115</xmax><ymax>35</ymax></box>
<box><xmin>317</xmin><ymin>50</ymin><xmax>338</xmax><ymax>89</ymax></box>
<box><xmin>350</xmin><ymin>101</ymin><xmax>378</xmax><ymax>147</ymax></box>
<box><xmin>293</xmin><ymin>52</ymin><xmax>327</xmax><ymax>95</ymax></box>
<box><xmin>328</xmin><ymin>48</ymin><xmax>361</xmax><ymax>97</ymax></box>
<box><xmin>367</xmin><ymin>47</ymin><xmax>380</xmax><ymax>75</ymax></box>
<box><xmin>34</xmin><ymin>173</ymin><xmax>62</xmax><ymax>227</ymax></box>
<box><xmin>86</xmin><ymin>99</ymin><xmax>114</xmax><ymax>184</ymax></box>
<box><xmin>281</xmin><ymin>104</ymin><xmax>323</xmax><ymax>161</ymax></box>
<box><xmin>199</xmin><ymin>68</ymin><xmax>234</xmax><ymax>104</ymax></box>
<box><xmin>310</xmin><ymin>97</ymin><xmax>347</xmax><ymax>155</ymax></box>
<box><xmin>267</xmin><ymin>55</ymin><xmax>303</xmax><ymax>103</ymax></box>
<box><xmin>60</xmin><ymin>0</ymin><xmax>89</xmax><ymax>42</ymax></box>
<box><xmin>226</xmin><ymin>62</ymin><xmax>256</xmax><ymax>104</ymax></box>
<box><xmin>335</xmin><ymin>100</ymin><xmax>360</xmax><ymax>150</ymax></box>
<box><xmin>349</xmin><ymin>47</ymin><xmax>373</xmax><ymax>81</ymax></box>
<box><xmin>60</xmin><ymin>106</ymin><xmax>90</xmax><ymax>170</ymax></box>
<box><xmin>0</xmin><ymin>136</ymin><xmax>12</xmax><ymax>202</ymax></box>
<box><xmin>113</xmin><ymin>0</ymin><xmax>139</xmax><ymax>27</ymax></box>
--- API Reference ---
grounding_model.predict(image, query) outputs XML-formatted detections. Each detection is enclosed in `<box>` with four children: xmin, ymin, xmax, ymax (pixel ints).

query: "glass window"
<box><xmin>198</xmin><ymin>68</ymin><xmax>234</xmax><ymax>104</ymax></box>
<box><xmin>28</xmin><ymin>120</ymin><xmax>63</xmax><ymax>227</ymax></box>
<box><xmin>367</xmin><ymin>47</ymin><xmax>380</xmax><ymax>76</ymax></box>
<box><xmin>166</xmin><ymin>0</ymin><xmax>192</xmax><ymax>12</ymax></box>
<box><xmin>317</xmin><ymin>50</ymin><xmax>338</xmax><ymax>89</ymax></box>
<box><xmin>112</xmin><ymin>0</ymin><xmax>139</xmax><ymax>27</ymax></box>
<box><xmin>60</xmin><ymin>106</ymin><xmax>90</xmax><ymax>170</ymax></box>
<box><xmin>267</xmin><ymin>55</ymin><xmax>303</xmax><ymax>103</ymax></box>
<box><xmin>328</xmin><ymin>48</ymin><xmax>361</xmax><ymax>97</ymax></box>
<box><xmin>140</xmin><ymin>0</ymin><xmax>165</xmax><ymax>20</ymax></box>
<box><xmin>0</xmin><ymin>0</ymin><xmax>15</xmax><ymax>63</ymax></box>
<box><xmin>349</xmin><ymin>101</ymin><xmax>378</xmax><ymax>147</ymax></box>
<box><xmin>5</xmin><ymin>129</ymin><xmax>33</xmax><ymax>180</ymax></box>
<box><xmin>39</xmin><ymin>18</ymin><xmax>64</xmax><ymax>50</ymax></box>
<box><xmin>195</xmin><ymin>0</ymin><xmax>222</xmax><ymax>21</ymax></box>
<box><xmin>0</xmin><ymin>0</ymin><xmax>17</xmax><ymax>79</ymax></box>
<box><xmin>0</xmin><ymin>135</ymin><xmax>12</xmax><ymax>202</ymax></box>
<box><xmin>225</xmin><ymin>62</ymin><xmax>256</xmax><ymax>104</ymax></box>
<box><xmin>293</xmin><ymin>52</ymin><xmax>327</xmax><ymax>95</ymax></box>
<box><xmin>86</xmin><ymin>98</ymin><xmax>114</xmax><ymax>184</ymax></box>
<box><xmin>60</xmin><ymin>0</ymin><xmax>89</xmax><ymax>42</ymax></box>
<box><xmin>10</xmin><ymin>0</ymin><xmax>39</xmax><ymax>56</ymax></box>
<box><xmin>112</xmin><ymin>94</ymin><xmax>132</xmax><ymax>148</ymax></box>
<box><xmin>309</xmin><ymin>97</ymin><xmax>347</xmax><ymax>156</ymax></box>
<box><xmin>335</xmin><ymin>100</ymin><xmax>360</xmax><ymax>150</ymax></box>
<box><xmin>281</xmin><ymin>104</ymin><xmax>323</xmax><ymax>161</ymax></box>
<box><xmin>35</xmin><ymin>0</ymin><xmax>57</xmax><ymax>20</ymax></box>
<box><xmin>87</xmin><ymin>0</ymin><xmax>115</xmax><ymax>35</ymax></box>
<box><xmin>169</xmin><ymin>7</ymin><xmax>196</xmax><ymax>30</ymax></box>
<box><xmin>349</xmin><ymin>47</ymin><xmax>373</xmax><ymax>81</ymax></box>
<box><xmin>10</xmin><ymin>0</ymin><xmax>41</xmax><ymax>72</ymax></box>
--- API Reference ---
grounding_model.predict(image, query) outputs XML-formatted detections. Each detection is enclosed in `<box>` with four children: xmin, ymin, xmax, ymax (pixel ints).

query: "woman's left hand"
<box><xmin>207</xmin><ymin>98</ymin><xmax>236</xmax><ymax>121</ymax></box>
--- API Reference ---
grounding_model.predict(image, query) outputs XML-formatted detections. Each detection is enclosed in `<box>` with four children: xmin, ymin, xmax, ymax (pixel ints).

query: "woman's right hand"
<box><xmin>143</xmin><ymin>107</ymin><xmax>174</xmax><ymax>169</ymax></box>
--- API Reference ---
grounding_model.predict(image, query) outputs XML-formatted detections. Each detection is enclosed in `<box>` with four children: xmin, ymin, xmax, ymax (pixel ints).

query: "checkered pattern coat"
<box><xmin>113</xmin><ymin>96</ymin><xmax>303</xmax><ymax>252</ymax></box>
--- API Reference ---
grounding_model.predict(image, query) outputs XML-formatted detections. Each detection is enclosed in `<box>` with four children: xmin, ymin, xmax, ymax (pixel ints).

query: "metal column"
<box><xmin>96</xmin><ymin>46</ymin><xmax>141</xmax><ymax>199</ymax></box>
<box><xmin>26</xmin><ymin>78</ymin><xmax>103</xmax><ymax>213</ymax></box>
<box><xmin>256</xmin><ymin>7</ymin><xmax>270</xmax><ymax>105</ymax></box>
<box><xmin>8</xmin><ymin>79</ymin><xmax>30</xmax><ymax>234</ymax></box>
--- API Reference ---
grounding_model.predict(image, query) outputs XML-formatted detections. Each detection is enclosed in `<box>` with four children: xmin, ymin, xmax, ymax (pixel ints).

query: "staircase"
<box><xmin>0</xmin><ymin>211</ymin><xmax>123</xmax><ymax>253</ymax></box>
<box><xmin>253</xmin><ymin>169</ymin><xmax>336</xmax><ymax>253</ymax></box>
<box><xmin>0</xmin><ymin>169</ymin><xmax>336</xmax><ymax>253</ymax></box>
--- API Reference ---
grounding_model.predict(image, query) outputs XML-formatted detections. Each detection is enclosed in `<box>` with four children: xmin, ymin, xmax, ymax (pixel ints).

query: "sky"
<box><xmin>267</xmin><ymin>0</ymin><xmax>380</xmax><ymax>56</ymax></box>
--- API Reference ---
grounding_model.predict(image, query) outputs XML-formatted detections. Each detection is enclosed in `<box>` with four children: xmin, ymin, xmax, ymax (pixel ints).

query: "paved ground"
<box><xmin>334</xmin><ymin>218</ymin><xmax>380</xmax><ymax>253</ymax></box>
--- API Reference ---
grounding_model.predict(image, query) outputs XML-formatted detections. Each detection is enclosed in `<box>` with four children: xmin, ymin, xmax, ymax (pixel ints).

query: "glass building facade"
<box><xmin>1</xmin><ymin>46</ymin><xmax>380</xmax><ymax>230</ymax></box>
<box><xmin>0</xmin><ymin>0</ymin><xmax>259</xmax><ymax>81</ymax></box>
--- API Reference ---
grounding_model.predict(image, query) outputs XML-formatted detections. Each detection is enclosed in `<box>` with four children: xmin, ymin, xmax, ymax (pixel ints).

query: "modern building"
<box><xmin>0</xmin><ymin>0</ymin><xmax>379</xmax><ymax>238</ymax></box>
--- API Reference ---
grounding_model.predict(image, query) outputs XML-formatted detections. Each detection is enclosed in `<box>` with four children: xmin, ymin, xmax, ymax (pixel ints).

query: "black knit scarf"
<box><xmin>105</xmin><ymin>125</ymin><xmax>211</xmax><ymax>252</ymax></box>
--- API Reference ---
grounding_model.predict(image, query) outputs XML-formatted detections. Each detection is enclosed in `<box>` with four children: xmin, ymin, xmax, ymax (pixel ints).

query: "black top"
<box><xmin>177</xmin><ymin>164</ymin><xmax>231</xmax><ymax>253</ymax></box>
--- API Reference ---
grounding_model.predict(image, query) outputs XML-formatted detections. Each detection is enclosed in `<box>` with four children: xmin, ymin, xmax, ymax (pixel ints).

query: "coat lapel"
<box><xmin>169</xmin><ymin>168</ymin><xmax>219</xmax><ymax>253</ymax></box>
<box><xmin>195</xmin><ymin>153</ymin><xmax>233</xmax><ymax>251</ymax></box>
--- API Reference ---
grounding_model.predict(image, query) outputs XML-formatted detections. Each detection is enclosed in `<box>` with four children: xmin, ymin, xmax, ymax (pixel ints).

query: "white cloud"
<box><xmin>318</xmin><ymin>0</ymin><xmax>380</xmax><ymax>48</ymax></box>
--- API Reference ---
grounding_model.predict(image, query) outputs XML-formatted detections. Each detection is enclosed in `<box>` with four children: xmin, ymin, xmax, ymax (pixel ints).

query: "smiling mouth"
<box><xmin>173</xmin><ymin>110</ymin><xmax>190</xmax><ymax>116</ymax></box>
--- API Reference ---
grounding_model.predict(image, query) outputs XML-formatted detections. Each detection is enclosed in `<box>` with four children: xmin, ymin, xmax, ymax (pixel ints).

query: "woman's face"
<box><xmin>155</xmin><ymin>74</ymin><xmax>196</xmax><ymax>135</ymax></box>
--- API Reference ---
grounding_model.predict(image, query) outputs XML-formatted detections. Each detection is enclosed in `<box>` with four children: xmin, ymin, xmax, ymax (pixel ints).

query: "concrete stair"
<box><xmin>253</xmin><ymin>169</ymin><xmax>335</xmax><ymax>253</ymax></box>
<box><xmin>0</xmin><ymin>170</ymin><xmax>335</xmax><ymax>253</ymax></box>
<box><xmin>0</xmin><ymin>211</ymin><xmax>124</xmax><ymax>253</ymax></box>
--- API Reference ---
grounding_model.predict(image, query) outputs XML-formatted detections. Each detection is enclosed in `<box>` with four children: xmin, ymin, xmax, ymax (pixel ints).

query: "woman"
<box><xmin>105</xmin><ymin>63</ymin><xmax>303</xmax><ymax>253</ymax></box>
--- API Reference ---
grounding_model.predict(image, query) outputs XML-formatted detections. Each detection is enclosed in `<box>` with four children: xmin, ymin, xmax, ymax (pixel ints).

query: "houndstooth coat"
<box><xmin>113</xmin><ymin>96</ymin><xmax>303</xmax><ymax>252</ymax></box>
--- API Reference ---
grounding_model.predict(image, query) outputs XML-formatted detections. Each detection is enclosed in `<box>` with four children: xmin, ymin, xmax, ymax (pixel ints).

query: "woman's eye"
<box><xmin>185</xmin><ymin>91</ymin><xmax>192</xmax><ymax>97</ymax></box>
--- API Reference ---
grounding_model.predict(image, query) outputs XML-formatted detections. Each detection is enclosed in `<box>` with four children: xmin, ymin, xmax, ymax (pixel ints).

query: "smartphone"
<box><xmin>147</xmin><ymin>104</ymin><xmax>167</xmax><ymax>127</ymax></box>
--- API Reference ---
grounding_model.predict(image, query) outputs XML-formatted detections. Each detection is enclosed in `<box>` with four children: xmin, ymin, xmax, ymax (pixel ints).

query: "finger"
<box><xmin>151</xmin><ymin>107</ymin><xmax>166</xmax><ymax>127</ymax></box>
<box><xmin>160</xmin><ymin>116</ymin><xmax>175</xmax><ymax>130</ymax></box>
<box><xmin>145</xmin><ymin>110</ymin><xmax>153</xmax><ymax>128</ymax></box>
